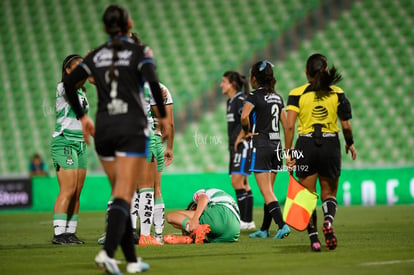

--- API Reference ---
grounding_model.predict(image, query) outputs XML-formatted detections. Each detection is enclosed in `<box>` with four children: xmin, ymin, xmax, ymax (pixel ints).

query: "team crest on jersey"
<box><xmin>66</xmin><ymin>156</ymin><xmax>74</xmax><ymax>166</ymax></box>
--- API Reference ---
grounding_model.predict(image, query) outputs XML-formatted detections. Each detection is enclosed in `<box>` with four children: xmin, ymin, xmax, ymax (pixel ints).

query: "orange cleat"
<box><xmin>163</xmin><ymin>234</ymin><xmax>193</xmax><ymax>244</ymax></box>
<box><xmin>191</xmin><ymin>224</ymin><xmax>211</xmax><ymax>244</ymax></box>
<box><xmin>139</xmin><ymin>234</ymin><xmax>164</xmax><ymax>246</ymax></box>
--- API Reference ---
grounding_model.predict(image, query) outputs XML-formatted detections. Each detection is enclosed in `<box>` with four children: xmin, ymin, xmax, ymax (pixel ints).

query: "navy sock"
<box><xmin>246</xmin><ymin>190</ymin><xmax>253</xmax><ymax>222</ymax></box>
<box><xmin>104</xmin><ymin>198</ymin><xmax>129</xmax><ymax>258</ymax></box>
<box><xmin>260</xmin><ymin>204</ymin><xmax>272</xmax><ymax>231</ymax></box>
<box><xmin>235</xmin><ymin>189</ymin><xmax>248</xmax><ymax>222</ymax></box>
<box><xmin>267</xmin><ymin>201</ymin><xmax>285</xmax><ymax>229</ymax></box>
<box><xmin>120</xmin><ymin>215</ymin><xmax>137</xmax><ymax>262</ymax></box>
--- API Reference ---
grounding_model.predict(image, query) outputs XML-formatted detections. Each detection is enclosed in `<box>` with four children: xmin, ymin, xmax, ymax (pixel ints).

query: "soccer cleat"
<box><xmin>274</xmin><ymin>224</ymin><xmax>291</xmax><ymax>239</ymax></box>
<box><xmin>310</xmin><ymin>241</ymin><xmax>321</xmax><ymax>252</ymax></box>
<box><xmin>67</xmin><ymin>233</ymin><xmax>85</xmax><ymax>244</ymax></box>
<box><xmin>249</xmin><ymin>230</ymin><xmax>270</xmax><ymax>238</ymax></box>
<box><xmin>138</xmin><ymin>235</ymin><xmax>164</xmax><ymax>246</ymax></box>
<box><xmin>163</xmin><ymin>234</ymin><xmax>193</xmax><ymax>244</ymax></box>
<box><xmin>240</xmin><ymin>221</ymin><xmax>256</xmax><ymax>230</ymax></box>
<box><xmin>94</xmin><ymin>250</ymin><xmax>121</xmax><ymax>275</ymax></box>
<box><xmin>97</xmin><ymin>233</ymin><xmax>106</xmax><ymax>245</ymax></box>
<box><xmin>126</xmin><ymin>257</ymin><xmax>150</xmax><ymax>273</ymax></box>
<box><xmin>191</xmin><ymin>224</ymin><xmax>211</xmax><ymax>244</ymax></box>
<box><xmin>322</xmin><ymin>220</ymin><xmax>337</xmax><ymax>250</ymax></box>
<box><xmin>52</xmin><ymin>233</ymin><xmax>74</xmax><ymax>245</ymax></box>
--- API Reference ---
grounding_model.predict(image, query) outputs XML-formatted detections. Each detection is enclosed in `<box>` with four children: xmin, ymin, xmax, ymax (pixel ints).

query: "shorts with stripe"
<box><xmin>94</xmin><ymin>126</ymin><xmax>148</xmax><ymax>159</ymax></box>
<box><xmin>147</xmin><ymin>132</ymin><xmax>165</xmax><ymax>172</ymax></box>
<box><xmin>228</xmin><ymin>141</ymin><xmax>251</xmax><ymax>176</ymax></box>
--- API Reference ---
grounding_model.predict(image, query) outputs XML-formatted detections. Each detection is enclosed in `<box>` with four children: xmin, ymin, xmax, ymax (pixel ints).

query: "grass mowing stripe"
<box><xmin>360</xmin><ymin>259</ymin><xmax>414</xmax><ymax>266</ymax></box>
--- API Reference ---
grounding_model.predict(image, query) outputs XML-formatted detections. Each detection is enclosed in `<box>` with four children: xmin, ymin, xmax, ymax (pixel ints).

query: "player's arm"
<box><xmin>141</xmin><ymin>63</ymin><xmax>170</xmax><ymax>141</ymax></box>
<box><xmin>285</xmin><ymin>110</ymin><xmax>297</xmax><ymax>151</ymax></box>
<box><xmin>164</xmin><ymin>103</ymin><xmax>174</xmax><ymax>166</ymax></box>
<box><xmin>234</xmin><ymin>101</ymin><xmax>255</xmax><ymax>151</ymax></box>
<box><xmin>63</xmin><ymin>64</ymin><xmax>95</xmax><ymax>144</ymax></box>
<box><xmin>337</xmin><ymin>94</ymin><xmax>356</xmax><ymax>160</ymax></box>
<box><xmin>63</xmin><ymin>65</ymin><xmax>89</xmax><ymax>119</ymax></box>
<box><xmin>188</xmin><ymin>193</ymin><xmax>209</xmax><ymax>231</ymax></box>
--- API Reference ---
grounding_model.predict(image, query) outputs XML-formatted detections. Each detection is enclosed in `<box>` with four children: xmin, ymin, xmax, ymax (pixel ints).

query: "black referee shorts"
<box><xmin>294</xmin><ymin>135</ymin><xmax>341</xmax><ymax>179</ymax></box>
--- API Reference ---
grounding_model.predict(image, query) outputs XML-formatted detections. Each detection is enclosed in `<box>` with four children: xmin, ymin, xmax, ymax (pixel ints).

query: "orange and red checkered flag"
<box><xmin>283</xmin><ymin>172</ymin><xmax>318</xmax><ymax>231</ymax></box>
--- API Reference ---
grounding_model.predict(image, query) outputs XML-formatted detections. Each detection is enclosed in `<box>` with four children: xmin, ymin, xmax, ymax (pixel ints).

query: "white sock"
<box><xmin>66</xmin><ymin>214</ymin><xmax>78</xmax><ymax>234</ymax></box>
<box><xmin>53</xmin><ymin>213</ymin><xmax>67</xmax><ymax>236</ymax></box>
<box><xmin>130</xmin><ymin>191</ymin><xmax>139</xmax><ymax>230</ymax></box>
<box><xmin>153</xmin><ymin>197</ymin><xmax>165</xmax><ymax>235</ymax></box>
<box><xmin>139</xmin><ymin>188</ymin><xmax>154</xmax><ymax>236</ymax></box>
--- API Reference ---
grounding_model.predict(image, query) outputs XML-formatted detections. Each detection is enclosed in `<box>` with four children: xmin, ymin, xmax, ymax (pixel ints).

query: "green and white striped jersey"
<box><xmin>193</xmin><ymin>188</ymin><xmax>240</xmax><ymax>222</ymax></box>
<box><xmin>143</xmin><ymin>82</ymin><xmax>173</xmax><ymax>134</ymax></box>
<box><xmin>52</xmin><ymin>82</ymin><xmax>89</xmax><ymax>141</ymax></box>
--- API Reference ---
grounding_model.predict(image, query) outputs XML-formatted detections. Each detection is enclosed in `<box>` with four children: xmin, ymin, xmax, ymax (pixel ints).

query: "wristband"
<box><xmin>345</xmin><ymin>137</ymin><xmax>354</xmax><ymax>146</ymax></box>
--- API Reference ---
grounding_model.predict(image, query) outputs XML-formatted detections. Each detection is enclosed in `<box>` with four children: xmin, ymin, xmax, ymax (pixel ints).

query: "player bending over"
<box><xmin>164</xmin><ymin>188</ymin><xmax>240</xmax><ymax>244</ymax></box>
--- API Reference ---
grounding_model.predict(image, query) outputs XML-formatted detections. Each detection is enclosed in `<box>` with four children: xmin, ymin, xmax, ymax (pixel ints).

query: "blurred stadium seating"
<box><xmin>0</xmin><ymin>0</ymin><xmax>412</xmax><ymax>175</ymax></box>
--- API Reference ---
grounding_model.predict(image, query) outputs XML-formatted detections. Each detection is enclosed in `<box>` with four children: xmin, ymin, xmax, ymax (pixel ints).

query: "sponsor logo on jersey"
<box><xmin>264</xmin><ymin>94</ymin><xmax>282</xmax><ymax>104</ymax></box>
<box><xmin>93</xmin><ymin>48</ymin><xmax>132</xmax><ymax>67</ymax></box>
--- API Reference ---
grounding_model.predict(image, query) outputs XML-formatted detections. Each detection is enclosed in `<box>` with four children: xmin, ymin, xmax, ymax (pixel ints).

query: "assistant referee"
<box><xmin>285</xmin><ymin>53</ymin><xmax>357</xmax><ymax>252</ymax></box>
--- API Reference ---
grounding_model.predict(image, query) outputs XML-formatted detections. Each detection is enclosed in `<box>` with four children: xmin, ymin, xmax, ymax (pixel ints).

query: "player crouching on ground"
<box><xmin>164</xmin><ymin>188</ymin><xmax>241</xmax><ymax>244</ymax></box>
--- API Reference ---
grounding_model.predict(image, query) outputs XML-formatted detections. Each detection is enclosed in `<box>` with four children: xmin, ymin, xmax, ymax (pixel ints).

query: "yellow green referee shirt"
<box><xmin>286</xmin><ymin>83</ymin><xmax>348</xmax><ymax>134</ymax></box>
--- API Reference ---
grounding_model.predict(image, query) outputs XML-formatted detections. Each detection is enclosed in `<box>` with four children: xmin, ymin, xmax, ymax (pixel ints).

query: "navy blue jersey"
<box><xmin>227</xmin><ymin>91</ymin><xmax>246</xmax><ymax>149</ymax></box>
<box><xmin>245</xmin><ymin>87</ymin><xmax>284</xmax><ymax>147</ymax></box>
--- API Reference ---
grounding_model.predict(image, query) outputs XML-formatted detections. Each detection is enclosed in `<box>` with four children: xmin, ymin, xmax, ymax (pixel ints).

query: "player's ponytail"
<box><xmin>306</xmin><ymin>53</ymin><xmax>342</xmax><ymax>91</ymax></box>
<box><xmin>251</xmin><ymin>60</ymin><xmax>276</xmax><ymax>94</ymax></box>
<box><xmin>103</xmin><ymin>4</ymin><xmax>130</xmax><ymax>81</ymax></box>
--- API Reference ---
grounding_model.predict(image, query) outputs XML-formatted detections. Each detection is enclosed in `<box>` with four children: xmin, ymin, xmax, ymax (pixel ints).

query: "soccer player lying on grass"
<box><xmin>164</xmin><ymin>188</ymin><xmax>241</xmax><ymax>244</ymax></box>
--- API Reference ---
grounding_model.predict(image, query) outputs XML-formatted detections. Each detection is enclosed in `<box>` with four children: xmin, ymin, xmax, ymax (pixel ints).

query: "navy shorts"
<box><xmin>229</xmin><ymin>141</ymin><xmax>251</xmax><ymax>176</ymax></box>
<box><xmin>94</xmin><ymin>116</ymin><xmax>149</xmax><ymax>159</ymax></box>
<box><xmin>249</xmin><ymin>142</ymin><xmax>283</xmax><ymax>173</ymax></box>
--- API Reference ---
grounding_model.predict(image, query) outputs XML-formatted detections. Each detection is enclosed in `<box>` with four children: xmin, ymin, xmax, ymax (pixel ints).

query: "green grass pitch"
<box><xmin>0</xmin><ymin>206</ymin><xmax>413</xmax><ymax>274</ymax></box>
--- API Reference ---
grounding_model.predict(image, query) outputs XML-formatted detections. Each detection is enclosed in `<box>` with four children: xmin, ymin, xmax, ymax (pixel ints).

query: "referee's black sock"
<box><xmin>104</xmin><ymin>198</ymin><xmax>129</xmax><ymax>258</ymax></box>
<box><xmin>267</xmin><ymin>201</ymin><xmax>285</xmax><ymax>229</ymax></box>
<box><xmin>322</xmin><ymin>198</ymin><xmax>337</xmax><ymax>223</ymax></box>
<box><xmin>235</xmin><ymin>189</ymin><xmax>248</xmax><ymax>222</ymax></box>
<box><xmin>307</xmin><ymin>210</ymin><xmax>319</xmax><ymax>243</ymax></box>
<box><xmin>261</xmin><ymin>204</ymin><xmax>272</xmax><ymax>231</ymax></box>
<box><xmin>246</xmin><ymin>190</ymin><xmax>253</xmax><ymax>223</ymax></box>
